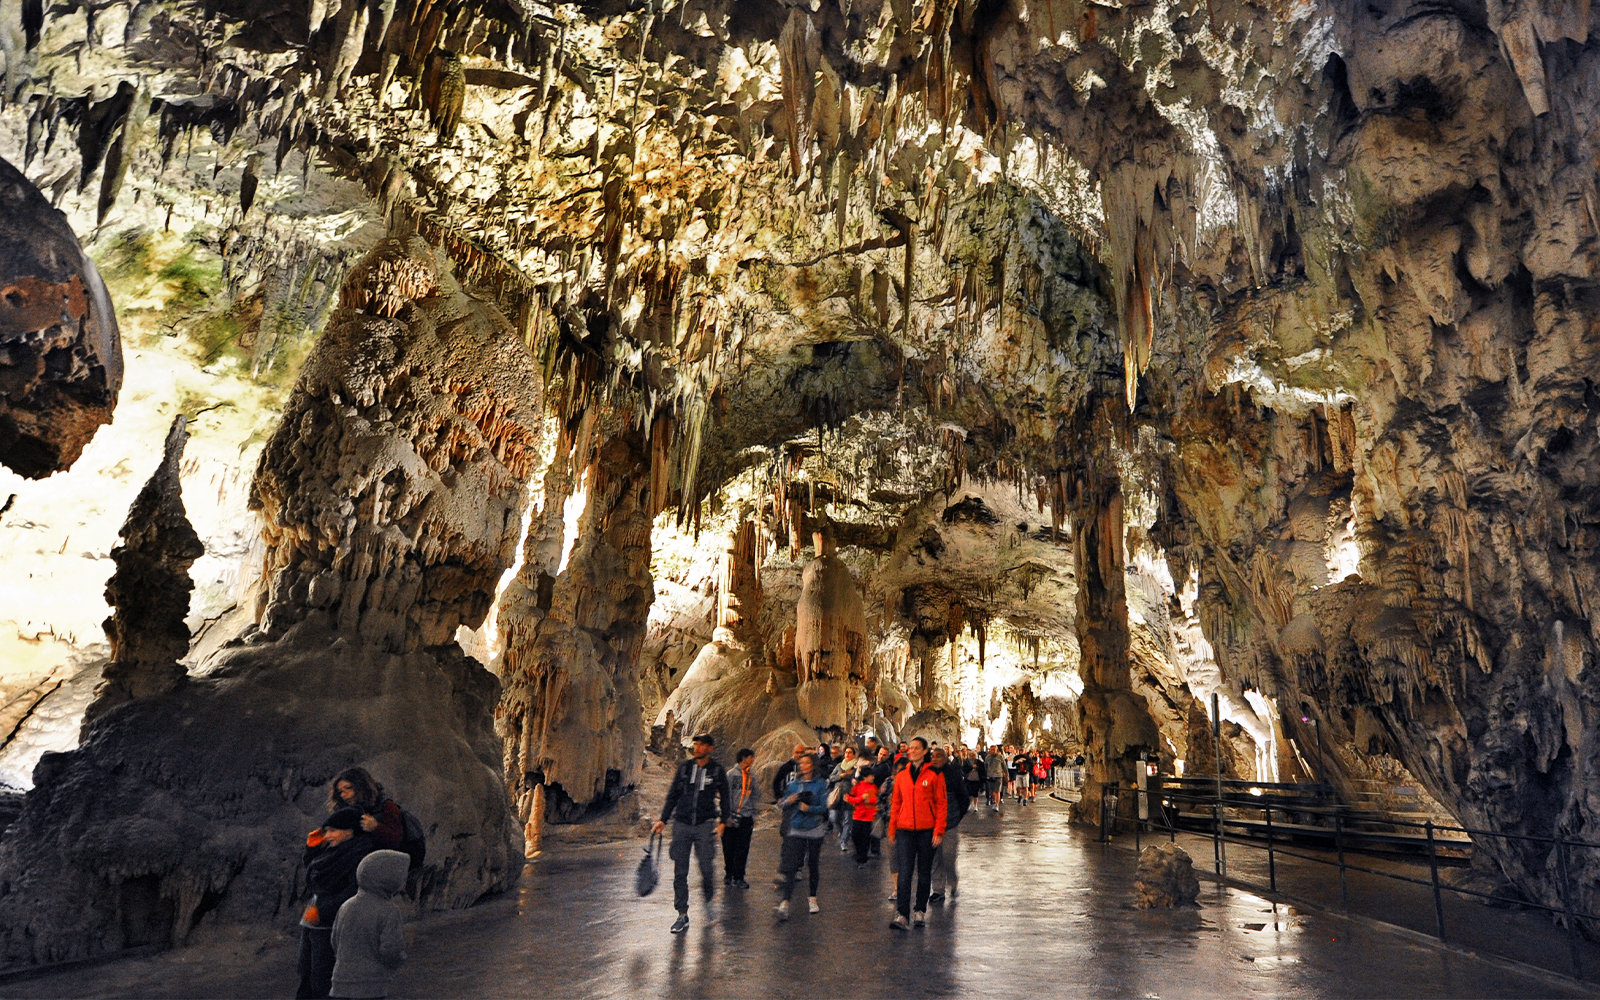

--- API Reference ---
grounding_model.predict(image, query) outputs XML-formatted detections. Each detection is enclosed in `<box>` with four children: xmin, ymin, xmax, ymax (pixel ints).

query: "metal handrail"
<box><xmin>1103</xmin><ymin>778</ymin><xmax>1596</xmax><ymax>980</ymax></box>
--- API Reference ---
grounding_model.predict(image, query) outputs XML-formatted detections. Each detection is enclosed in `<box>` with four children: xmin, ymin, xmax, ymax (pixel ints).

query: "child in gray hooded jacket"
<box><xmin>330</xmin><ymin>849</ymin><xmax>410</xmax><ymax>998</ymax></box>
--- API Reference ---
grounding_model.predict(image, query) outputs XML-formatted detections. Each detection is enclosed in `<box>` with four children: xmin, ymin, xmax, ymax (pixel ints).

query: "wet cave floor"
<box><xmin>6</xmin><ymin>797</ymin><xmax>1587</xmax><ymax>999</ymax></box>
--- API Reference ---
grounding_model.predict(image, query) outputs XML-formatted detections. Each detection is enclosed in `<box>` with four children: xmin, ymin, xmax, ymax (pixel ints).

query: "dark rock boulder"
<box><xmin>0</xmin><ymin>156</ymin><xmax>122</xmax><ymax>479</ymax></box>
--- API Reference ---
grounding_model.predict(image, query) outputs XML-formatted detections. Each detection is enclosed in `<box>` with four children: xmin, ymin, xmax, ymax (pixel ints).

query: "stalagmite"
<box><xmin>0</xmin><ymin>235</ymin><xmax>537</xmax><ymax>965</ymax></box>
<box><xmin>81</xmin><ymin>415</ymin><xmax>203</xmax><ymax>727</ymax></box>
<box><xmin>794</xmin><ymin>528</ymin><xmax>869</xmax><ymax>732</ymax></box>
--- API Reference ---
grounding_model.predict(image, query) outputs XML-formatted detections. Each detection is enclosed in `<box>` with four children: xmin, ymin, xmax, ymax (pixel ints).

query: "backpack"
<box><xmin>398</xmin><ymin>808</ymin><xmax>427</xmax><ymax>871</ymax></box>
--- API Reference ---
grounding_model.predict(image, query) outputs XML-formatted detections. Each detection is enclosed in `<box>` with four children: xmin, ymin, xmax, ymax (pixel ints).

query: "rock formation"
<box><xmin>0</xmin><ymin>157</ymin><xmax>121</xmax><ymax>478</ymax></box>
<box><xmin>495</xmin><ymin>420</ymin><xmax>653</xmax><ymax>824</ymax></box>
<box><xmin>794</xmin><ymin>529</ymin><xmax>870</xmax><ymax>732</ymax></box>
<box><xmin>0</xmin><ymin>235</ymin><xmax>538</xmax><ymax>964</ymax></box>
<box><xmin>81</xmin><ymin>414</ymin><xmax>202</xmax><ymax>726</ymax></box>
<box><xmin>3</xmin><ymin>0</ymin><xmax>1600</xmax><ymax>956</ymax></box>
<box><xmin>1135</xmin><ymin>843</ymin><xmax>1201</xmax><ymax>909</ymax></box>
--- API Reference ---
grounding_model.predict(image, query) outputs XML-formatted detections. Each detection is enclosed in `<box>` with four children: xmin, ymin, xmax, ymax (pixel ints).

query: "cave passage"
<box><xmin>2</xmin><ymin>0</ymin><xmax>1600</xmax><ymax>991</ymax></box>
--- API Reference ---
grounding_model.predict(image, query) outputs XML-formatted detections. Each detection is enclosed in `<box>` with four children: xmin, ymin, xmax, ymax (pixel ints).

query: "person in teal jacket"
<box><xmin>775</xmin><ymin>753</ymin><xmax>829</xmax><ymax>921</ymax></box>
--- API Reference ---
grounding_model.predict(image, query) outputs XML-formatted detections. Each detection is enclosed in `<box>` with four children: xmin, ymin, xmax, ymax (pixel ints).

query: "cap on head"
<box><xmin>692</xmin><ymin>733</ymin><xmax>715</xmax><ymax>747</ymax></box>
<box><xmin>324</xmin><ymin>807</ymin><xmax>363</xmax><ymax>831</ymax></box>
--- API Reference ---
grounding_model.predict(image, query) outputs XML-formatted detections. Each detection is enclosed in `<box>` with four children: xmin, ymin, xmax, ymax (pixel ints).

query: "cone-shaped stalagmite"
<box><xmin>82</xmin><ymin>415</ymin><xmax>203</xmax><ymax>728</ymax></box>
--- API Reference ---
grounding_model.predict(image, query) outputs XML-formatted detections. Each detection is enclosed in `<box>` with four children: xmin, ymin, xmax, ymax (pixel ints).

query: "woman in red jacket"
<box><xmin>887</xmin><ymin>737</ymin><xmax>946</xmax><ymax>929</ymax></box>
<box><xmin>844</xmin><ymin>770</ymin><xmax>880</xmax><ymax>867</ymax></box>
<box><xmin>330</xmin><ymin>767</ymin><xmax>404</xmax><ymax>851</ymax></box>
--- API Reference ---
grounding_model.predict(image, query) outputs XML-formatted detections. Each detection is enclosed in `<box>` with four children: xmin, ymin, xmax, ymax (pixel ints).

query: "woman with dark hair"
<box><xmin>774</xmin><ymin>753</ymin><xmax>829</xmax><ymax>921</ymax></box>
<box><xmin>330</xmin><ymin>768</ymin><xmax>404</xmax><ymax>851</ymax></box>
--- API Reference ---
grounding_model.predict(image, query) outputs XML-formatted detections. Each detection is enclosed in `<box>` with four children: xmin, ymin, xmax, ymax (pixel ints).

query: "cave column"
<box><xmin>495</xmin><ymin>415</ymin><xmax>653</xmax><ymax>825</ymax></box>
<box><xmin>1073</xmin><ymin>468</ymin><xmax>1158</xmax><ymax>827</ymax></box>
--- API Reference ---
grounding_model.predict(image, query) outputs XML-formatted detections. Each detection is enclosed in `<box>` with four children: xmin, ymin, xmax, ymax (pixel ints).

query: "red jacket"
<box><xmin>845</xmin><ymin>781</ymin><xmax>880</xmax><ymax>822</ymax></box>
<box><xmin>369</xmin><ymin>799</ymin><xmax>404</xmax><ymax>851</ymax></box>
<box><xmin>889</xmin><ymin>761</ymin><xmax>947</xmax><ymax>837</ymax></box>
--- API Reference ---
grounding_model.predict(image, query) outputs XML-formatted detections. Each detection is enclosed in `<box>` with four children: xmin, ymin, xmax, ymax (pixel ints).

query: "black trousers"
<box><xmin>295</xmin><ymin>926</ymin><xmax>334</xmax><ymax>999</ymax></box>
<box><xmin>669</xmin><ymin>819</ymin><xmax>719</xmax><ymax>913</ymax></box>
<box><xmin>851</xmin><ymin>817</ymin><xmax>874</xmax><ymax>863</ymax></box>
<box><xmin>778</xmin><ymin>836</ymin><xmax>823</xmax><ymax>900</ymax></box>
<box><xmin>723</xmin><ymin>819</ymin><xmax>753</xmax><ymax>880</ymax></box>
<box><xmin>894</xmin><ymin>829</ymin><xmax>937</xmax><ymax>917</ymax></box>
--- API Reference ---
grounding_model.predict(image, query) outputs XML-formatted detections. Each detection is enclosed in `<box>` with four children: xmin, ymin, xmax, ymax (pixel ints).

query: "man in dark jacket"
<box><xmin>771</xmin><ymin>742</ymin><xmax>809</xmax><ymax>798</ymax></box>
<box><xmin>928</xmin><ymin>746</ymin><xmax>970</xmax><ymax>902</ymax></box>
<box><xmin>653</xmin><ymin>734</ymin><xmax>730</xmax><ymax>933</ymax></box>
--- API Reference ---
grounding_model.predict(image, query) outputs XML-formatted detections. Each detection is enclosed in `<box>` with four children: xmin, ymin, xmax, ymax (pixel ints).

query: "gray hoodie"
<box><xmin>330</xmin><ymin>850</ymin><xmax>409</xmax><ymax>998</ymax></box>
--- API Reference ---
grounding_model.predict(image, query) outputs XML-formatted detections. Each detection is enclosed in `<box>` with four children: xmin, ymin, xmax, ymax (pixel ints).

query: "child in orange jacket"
<box><xmin>844</xmin><ymin>772</ymin><xmax>879</xmax><ymax>866</ymax></box>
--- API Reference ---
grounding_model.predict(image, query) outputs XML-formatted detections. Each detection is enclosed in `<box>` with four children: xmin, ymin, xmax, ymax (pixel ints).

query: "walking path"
<box><xmin>6</xmin><ymin>795</ymin><xmax>1588</xmax><ymax>998</ymax></box>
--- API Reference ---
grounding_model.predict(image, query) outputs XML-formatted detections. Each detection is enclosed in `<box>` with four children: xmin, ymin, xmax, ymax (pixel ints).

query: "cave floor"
<box><xmin>5</xmin><ymin>796</ymin><xmax>1588</xmax><ymax>999</ymax></box>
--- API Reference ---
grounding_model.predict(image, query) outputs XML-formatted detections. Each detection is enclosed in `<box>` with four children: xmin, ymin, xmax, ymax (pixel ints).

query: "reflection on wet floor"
<box><xmin>5</xmin><ymin>795</ymin><xmax>1590</xmax><ymax>999</ymax></box>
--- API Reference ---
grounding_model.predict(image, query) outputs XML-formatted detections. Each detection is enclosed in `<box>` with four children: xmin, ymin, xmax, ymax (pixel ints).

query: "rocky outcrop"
<box><xmin>82</xmin><ymin>415</ymin><xmax>202</xmax><ymax>727</ymax></box>
<box><xmin>0</xmin><ymin>235</ymin><xmax>539</xmax><ymax>964</ymax></box>
<box><xmin>250</xmin><ymin>235</ymin><xmax>542</xmax><ymax>652</ymax></box>
<box><xmin>0</xmin><ymin>156</ymin><xmax>121</xmax><ymax>479</ymax></box>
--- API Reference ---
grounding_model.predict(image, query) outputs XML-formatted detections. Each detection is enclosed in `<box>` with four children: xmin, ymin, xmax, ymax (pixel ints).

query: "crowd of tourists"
<box><xmin>653</xmin><ymin>733</ymin><xmax>1079</xmax><ymax>933</ymax></box>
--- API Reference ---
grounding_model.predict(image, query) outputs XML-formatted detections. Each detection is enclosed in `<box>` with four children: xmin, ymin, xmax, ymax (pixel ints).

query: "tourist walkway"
<box><xmin>5</xmin><ymin>795</ymin><xmax>1587</xmax><ymax>998</ymax></box>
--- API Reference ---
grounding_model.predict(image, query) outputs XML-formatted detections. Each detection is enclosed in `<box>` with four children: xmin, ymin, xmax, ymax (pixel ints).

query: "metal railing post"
<box><xmin>1335</xmin><ymin>812</ymin><xmax>1348</xmax><ymax>907</ymax></box>
<box><xmin>1212</xmin><ymin>692</ymin><xmax>1224</xmax><ymax>879</ymax></box>
<box><xmin>1265</xmin><ymin>804</ymin><xmax>1277</xmax><ymax>892</ymax></box>
<box><xmin>1213</xmin><ymin>794</ymin><xmax>1223</xmax><ymax>876</ymax></box>
<box><xmin>1426</xmin><ymin>820</ymin><xmax>1445</xmax><ymax>940</ymax></box>
<box><xmin>1558</xmin><ymin>837</ymin><xmax>1584</xmax><ymax>980</ymax></box>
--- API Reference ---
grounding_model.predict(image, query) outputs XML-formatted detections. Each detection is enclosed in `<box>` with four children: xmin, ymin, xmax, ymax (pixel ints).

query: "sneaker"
<box><xmin>949</xmin><ymin>885</ymin><xmax>958</xmax><ymax>899</ymax></box>
<box><xmin>733</xmin><ymin>879</ymin><xmax>750</xmax><ymax>889</ymax></box>
<box><xmin>808</xmin><ymin>897</ymin><xmax>820</xmax><ymax>914</ymax></box>
<box><xmin>890</xmin><ymin>914</ymin><xmax>909</xmax><ymax>930</ymax></box>
<box><xmin>857</xmin><ymin>863</ymin><xmax>868</xmax><ymax>870</ymax></box>
<box><xmin>840</xmin><ymin>842</ymin><xmax>850</xmax><ymax>852</ymax></box>
<box><xmin>913</xmin><ymin>911</ymin><xmax>926</xmax><ymax>927</ymax></box>
<box><xmin>670</xmin><ymin>914</ymin><xmax>689</xmax><ymax>934</ymax></box>
<box><xmin>928</xmin><ymin>890</ymin><xmax>945</xmax><ymax>903</ymax></box>
<box><xmin>776</xmin><ymin>900</ymin><xmax>790</xmax><ymax>922</ymax></box>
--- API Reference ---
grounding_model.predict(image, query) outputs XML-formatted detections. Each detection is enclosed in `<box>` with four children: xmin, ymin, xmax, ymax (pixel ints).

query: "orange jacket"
<box><xmin>845</xmin><ymin>781</ymin><xmax>879</xmax><ymax>822</ymax></box>
<box><xmin>889</xmin><ymin>761</ymin><xmax>947</xmax><ymax>837</ymax></box>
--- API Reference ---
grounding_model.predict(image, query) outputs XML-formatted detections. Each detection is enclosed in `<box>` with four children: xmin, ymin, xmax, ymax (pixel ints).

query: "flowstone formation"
<box><xmin>0</xmin><ymin>157</ymin><xmax>121</xmax><ymax>479</ymax></box>
<box><xmin>0</xmin><ymin>236</ymin><xmax>536</xmax><ymax>964</ymax></box>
